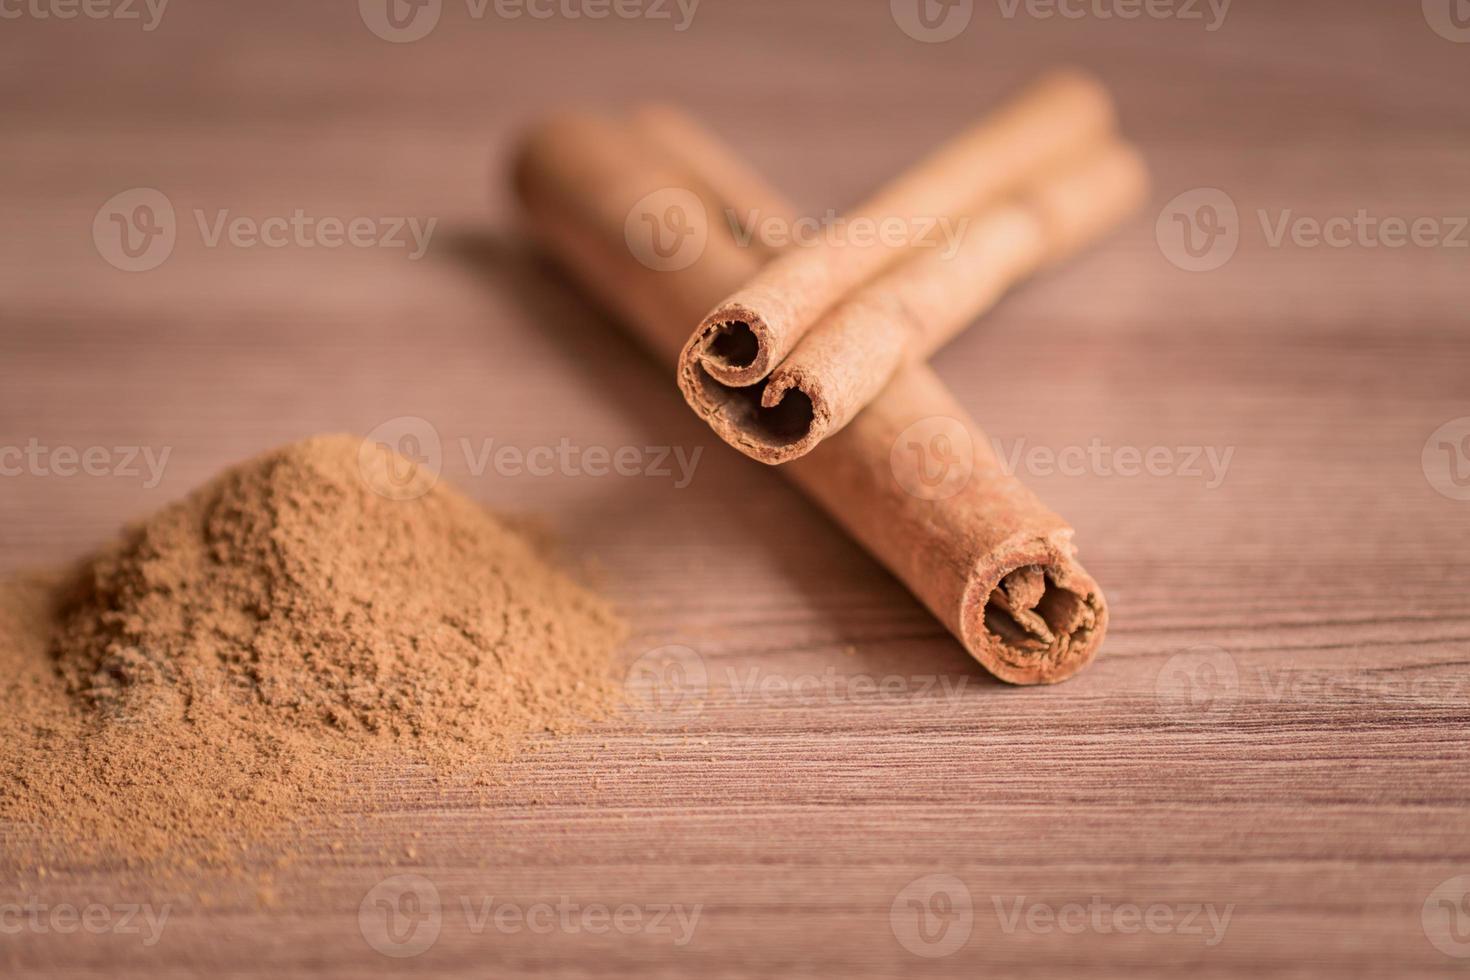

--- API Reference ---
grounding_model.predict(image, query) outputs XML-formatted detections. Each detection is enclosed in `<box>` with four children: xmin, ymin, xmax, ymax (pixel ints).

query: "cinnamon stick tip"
<box><xmin>678</xmin><ymin>303</ymin><xmax>842</xmax><ymax>464</ymax></box>
<box><xmin>961</xmin><ymin>545</ymin><xmax>1108</xmax><ymax>685</ymax></box>
<box><xmin>1041</xmin><ymin>65</ymin><xmax>1118</xmax><ymax>115</ymax></box>
<box><xmin>687</xmin><ymin>303</ymin><xmax>775</xmax><ymax>387</ymax></box>
<box><xmin>508</xmin><ymin>111</ymin><xmax>605</xmax><ymax>204</ymax></box>
<box><xmin>676</xmin><ymin>353</ymin><xmax>832</xmax><ymax>466</ymax></box>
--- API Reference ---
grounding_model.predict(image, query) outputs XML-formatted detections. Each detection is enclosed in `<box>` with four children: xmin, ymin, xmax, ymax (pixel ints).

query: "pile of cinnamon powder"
<box><xmin>0</xmin><ymin>435</ymin><xmax>626</xmax><ymax>868</ymax></box>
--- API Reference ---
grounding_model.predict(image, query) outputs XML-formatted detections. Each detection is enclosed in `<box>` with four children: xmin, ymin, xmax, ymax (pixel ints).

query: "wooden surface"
<box><xmin>2</xmin><ymin>1</ymin><xmax>1468</xmax><ymax>976</ymax></box>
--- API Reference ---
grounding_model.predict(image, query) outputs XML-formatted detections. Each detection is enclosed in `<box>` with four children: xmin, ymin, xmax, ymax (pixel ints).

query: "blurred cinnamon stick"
<box><xmin>512</xmin><ymin>110</ymin><xmax>1108</xmax><ymax>684</ymax></box>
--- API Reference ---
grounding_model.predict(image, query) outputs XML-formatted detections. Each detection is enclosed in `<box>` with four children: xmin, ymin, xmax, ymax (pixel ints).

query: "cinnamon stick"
<box><xmin>677</xmin><ymin>69</ymin><xmax>1116</xmax><ymax>392</ymax></box>
<box><xmin>512</xmin><ymin>110</ymin><xmax>1108</xmax><ymax>684</ymax></box>
<box><xmin>685</xmin><ymin>138</ymin><xmax>1148</xmax><ymax>463</ymax></box>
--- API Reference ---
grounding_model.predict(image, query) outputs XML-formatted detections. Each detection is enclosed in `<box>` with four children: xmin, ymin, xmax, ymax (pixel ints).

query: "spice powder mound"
<box><xmin>0</xmin><ymin>434</ymin><xmax>627</xmax><ymax>867</ymax></box>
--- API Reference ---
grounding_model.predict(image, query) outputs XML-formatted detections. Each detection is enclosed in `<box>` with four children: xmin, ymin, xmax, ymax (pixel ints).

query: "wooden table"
<box><xmin>2</xmin><ymin>0</ymin><xmax>1467</xmax><ymax>976</ymax></box>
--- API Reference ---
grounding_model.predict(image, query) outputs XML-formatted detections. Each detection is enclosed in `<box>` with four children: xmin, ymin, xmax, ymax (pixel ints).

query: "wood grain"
<box><xmin>1</xmin><ymin>0</ymin><xmax>1468</xmax><ymax>976</ymax></box>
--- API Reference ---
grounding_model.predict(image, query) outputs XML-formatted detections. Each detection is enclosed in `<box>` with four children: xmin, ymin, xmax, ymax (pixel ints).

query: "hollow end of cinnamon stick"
<box><xmin>962</xmin><ymin>539</ymin><xmax>1108</xmax><ymax>685</ymax></box>
<box><xmin>679</xmin><ymin>291</ymin><xmax>916</xmax><ymax>465</ymax></box>
<box><xmin>678</xmin><ymin>354</ymin><xmax>833</xmax><ymax>463</ymax></box>
<box><xmin>683</xmin><ymin>305</ymin><xmax>777</xmax><ymax>387</ymax></box>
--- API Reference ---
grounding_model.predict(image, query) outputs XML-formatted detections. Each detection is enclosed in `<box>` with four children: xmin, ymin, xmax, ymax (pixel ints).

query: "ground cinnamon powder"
<box><xmin>0</xmin><ymin>435</ymin><xmax>626</xmax><ymax>869</ymax></box>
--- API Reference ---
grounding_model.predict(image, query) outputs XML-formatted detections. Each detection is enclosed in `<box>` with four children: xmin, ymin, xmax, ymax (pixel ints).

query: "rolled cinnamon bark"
<box><xmin>630</xmin><ymin>104</ymin><xmax>786</xmax><ymax>249</ymax></box>
<box><xmin>689</xmin><ymin>139</ymin><xmax>1148</xmax><ymax>463</ymax></box>
<box><xmin>677</xmin><ymin>69</ymin><xmax>1116</xmax><ymax>393</ymax></box>
<box><xmin>512</xmin><ymin>110</ymin><xmax>1107</xmax><ymax>684</ymax></box>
